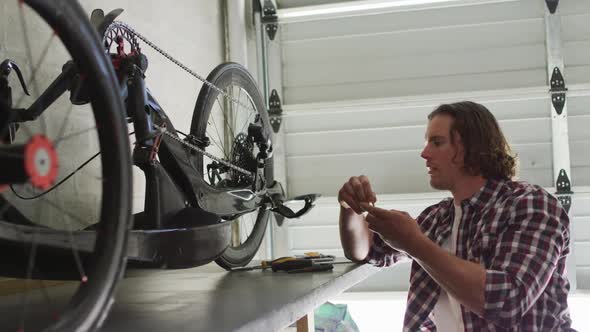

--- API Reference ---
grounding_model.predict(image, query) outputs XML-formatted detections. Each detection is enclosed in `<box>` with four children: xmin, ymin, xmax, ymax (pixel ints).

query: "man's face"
<box><xmin>420</xmin><ymin>114</ymin><xmax>466</xmax><ymax>190</ymax></box>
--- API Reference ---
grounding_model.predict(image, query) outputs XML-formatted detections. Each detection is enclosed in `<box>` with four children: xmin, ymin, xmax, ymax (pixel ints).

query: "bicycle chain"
<box><xmin>104</xmin><ymin>22</ymin><xmax>257</xmax><ymax>178</ymax></box>
<box><xmin>105</xmin><ymin>22</ymin><xmax>256</xmax><ymax>115</ymax></box>
<box><xmin>153</xmin><ymin>124</ymin><xmax>254</xmax><ymax>177</ymax></box>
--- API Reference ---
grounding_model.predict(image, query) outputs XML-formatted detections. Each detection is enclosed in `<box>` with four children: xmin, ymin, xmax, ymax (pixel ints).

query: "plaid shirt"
<box><xmin>367</xmin><ymin>178</ymin><xmax>575</xmax><ymax>331</ymax></box>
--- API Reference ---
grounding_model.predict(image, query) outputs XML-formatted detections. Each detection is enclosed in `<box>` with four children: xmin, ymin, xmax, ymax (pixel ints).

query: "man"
<box><xmin>338</xmin><ymin>101</ymin><xmax>574</xmax><ymax>331</ymax></box>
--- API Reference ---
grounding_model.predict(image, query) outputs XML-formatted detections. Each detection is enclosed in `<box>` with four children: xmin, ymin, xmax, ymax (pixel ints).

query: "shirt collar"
<box><xmin>462</xmin><ymin>177</ymin><xmax>503</xmax><ymax>210</ymax></box>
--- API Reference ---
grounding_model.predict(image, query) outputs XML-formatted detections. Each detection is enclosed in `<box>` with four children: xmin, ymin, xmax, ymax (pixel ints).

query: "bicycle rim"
<box><xmin>191</xmin><ymin>63</ymin><xmax>273</xmax><ymax>269</ymax></box>
<box><xmin>0</xmin><ymin>1</ymin><xmax>131</xmax><ymax>331</ymax></box>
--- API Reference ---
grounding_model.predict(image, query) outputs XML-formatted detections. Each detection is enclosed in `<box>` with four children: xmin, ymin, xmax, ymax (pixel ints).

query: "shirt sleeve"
<box><xmin>482</xmin><ymin>190</ymin><xmax>569</xmax><ymax>328</ymax></box>
<box><xmin>365</xmin><ymin>233</ymin><xmax>408</xmax><ymax>267</ymax></box>
<box><xmin>365</xmin><ymin>202</ymin><xmax>444</xmax><ymax>268</ymax></box>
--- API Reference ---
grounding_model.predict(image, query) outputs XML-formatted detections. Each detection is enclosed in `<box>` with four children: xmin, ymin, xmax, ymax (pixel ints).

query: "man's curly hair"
<box><xmin>428</xmin><ymin>101</ymin><xmax>517</xmax><ymax>180</ymax></box>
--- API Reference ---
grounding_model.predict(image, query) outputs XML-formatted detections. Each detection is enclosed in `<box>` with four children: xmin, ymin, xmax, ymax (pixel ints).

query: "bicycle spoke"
<box><xmin>19</xmin><ymin>231</ymin><xmax>38</xmax><ymax>332</ymax></box>
<box><xmin>233</xmin><ymin>85</ymin><xmax>240</xmax><ymax>135</ymax></box>
<box><xmin>54</xmin><ymin>126</ymin><xmax>97</xmax><ymax>146</ymax></box>
<box><xmin>237</xmin><ymin>89</ymin><xmax>256</xmax><ymax>138</ymax></box>
<box><xmin>231</xmin><ymin>220</ymin><xmax>240</xmax><ymax>247</ymax></box>
<box><xmin>205</xmin><ymin>120</ymin><xmax>226</xmax><ymax>158</ymax></box>
<box><xmin>245</xmin><ymin>214</ymin><xmax>251</xmax><ymax>244</ymax></box>
<box><xmin>214</xmin><ymin>97</ymin><xmax>232</xmax><ymax>160</ymax></box>
<box><xmin>13</xmin><ymin>33</ymin><xmax>56</xmax><ymax>109</ymax></box>
<box><xmin>202</xmin><ymin>115</ymin><xmax>225</xmax><ymax>154</ymax></box>
<box><xmin>2</xmin><ymin>212</ymin><xmax>59</xmax><ymax>322</ymax></box>
<box><xmin>209</xmin><ymin>100</ymin><xmax>227</xmax><ymax>157</ymax></box>
<box><xmin>240</xmin><ymin>217</ymin><xmax>246</xmax><ymax>245</ymax></box>
<box><xmin>0</xmin><ymin>119</ymin><xmax>34</xmax><ymax>142</ymax></box>
<box><xmin>15</xmin><ymin>210</ymin><xmax>62</xmax><ymax>331</ymax></box>
<box><xmin>27</xmin><ymin>191</ymin><xmax>88</xmax><ymax>281</ymax></box>
<box><xmin>18</xmin><ymin>2</ymin><xmax>51</xmax><ymax>135</ymax></box>
<box><xmin>65</xmin><ymin>221</ymin><xmax>88</xmax><ymax>283</ymax></box>
<box><xmin>55</xmin><ymin>103</ymin><xmax>75</xmax><ymax>146</ymax></box>
<box><xmin>219</xmin><ymin>90</ymin><xmax>237</xmax><ymax>140</ymax></box>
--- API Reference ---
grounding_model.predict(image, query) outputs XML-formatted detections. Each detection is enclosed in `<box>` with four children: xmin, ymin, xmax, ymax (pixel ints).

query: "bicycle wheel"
<box><xmin>0</xmin><ymin>1</ymin><xmax>131</xmax><ymax>331</ymax></box>
<box><xmin>191</xmin><ymin>63</ymin><xmax>273</xmax><ymax>269</ymax></box>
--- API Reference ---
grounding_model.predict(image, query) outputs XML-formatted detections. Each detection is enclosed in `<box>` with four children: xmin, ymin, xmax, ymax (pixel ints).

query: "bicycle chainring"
<box><xmin>102</xmin><ymin>22</ymin><xmax>141</xmax><ymax>56</ymax></box>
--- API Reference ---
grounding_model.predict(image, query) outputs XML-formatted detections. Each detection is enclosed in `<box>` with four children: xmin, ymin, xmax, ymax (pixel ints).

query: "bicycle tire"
<box><xmin>190</xmin><ymin>62</ymin><xmax>273</xmax><ymax>269</ymax></box>
<box><xmin>0</xmin><ymin>1</ymin><xmax>132</xmax><ymax>331</ymax></box>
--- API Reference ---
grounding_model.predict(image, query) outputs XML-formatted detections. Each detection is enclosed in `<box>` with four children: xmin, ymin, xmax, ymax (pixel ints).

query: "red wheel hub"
<box><xmin>24</xmin><ymin>135</ymin><xmax>58</xmax><ymax>190</ymax></box>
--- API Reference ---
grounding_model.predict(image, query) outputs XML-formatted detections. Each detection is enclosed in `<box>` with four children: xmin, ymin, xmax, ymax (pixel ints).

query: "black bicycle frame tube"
<box><xmin>0</xmin><ymin>62</ymin><xmax>75</xmax><ymax>128</ymax></box>
<box><xmin>21</xmin><ymin>64</ymin><xmax>76</xmax><ymax>121</ymax></box>
<box><xmin>127</xmin><ymin>64</ymin><xmax>153</xmax><ymax>145</ymax></box>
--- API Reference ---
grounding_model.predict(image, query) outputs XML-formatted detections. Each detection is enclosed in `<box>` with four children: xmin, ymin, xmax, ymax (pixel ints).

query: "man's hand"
<box><xmin>360</xmin><ymin>203</ymin><xmax>425</xmax><ymax>255</ymax></box>
<box><xmin>338</xmin><ymin>175</ymin><xmax>377</xmax><ymax>214</ymax></box>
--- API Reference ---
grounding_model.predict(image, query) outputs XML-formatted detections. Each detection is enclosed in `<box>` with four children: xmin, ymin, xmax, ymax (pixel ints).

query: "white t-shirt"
<box><xmin>432</xmin><ymin>204</ymin><xmax>465</xmax><ymax>332</ymax></box>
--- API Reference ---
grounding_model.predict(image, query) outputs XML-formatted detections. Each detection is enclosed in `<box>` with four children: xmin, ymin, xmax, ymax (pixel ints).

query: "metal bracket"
<box><xmin>549</xmin><ymin>67</ymin><xmax>567</xmax><ymax>115</ymax></box>
<box><xmin>268</xmin><ymin>89</ymin><xmax>282</xmax><ymax>133</ymax></box>
<box><xmin>555</xmin><ymin>169</ymin><xmax>573</xmax><ymax>214</ymax></box>
<box><xmin>545</xmin><ymin>0</ymin><xmax>559</xmax><ymax>14</ymax></box>
<box><xmin>558</xmin><ymin>196</ymin><xmax>572</xmax><ymax>214</ymax></box>
<box><xmin>261</xmin><ymin>0</ymin><xmax>278</xmax><ymax>41</ymax></box>
<box><xmin>556</xmin><ymin>169</ymin><xmax>573</xmax><ymax>194</ymax></box>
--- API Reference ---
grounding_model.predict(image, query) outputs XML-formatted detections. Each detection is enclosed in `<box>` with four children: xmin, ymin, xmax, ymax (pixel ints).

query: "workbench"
<box><xmin>100</xmin><ymin>261</ymin><xmax>381</xmax><ymax>331</ymax></box>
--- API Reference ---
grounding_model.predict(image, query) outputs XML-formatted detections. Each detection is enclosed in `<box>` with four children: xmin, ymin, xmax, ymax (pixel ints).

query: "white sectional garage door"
<box><xmin>271</xmin><ymin>0</ymin><xmax>590</xmax><ymax>289</ymax></box>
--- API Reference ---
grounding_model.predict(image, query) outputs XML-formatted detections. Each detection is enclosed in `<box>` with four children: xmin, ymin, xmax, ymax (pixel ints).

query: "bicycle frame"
<box><xmin>121</xmin><ymin>59</ymin><xmax>284</xmax><ymax>224</ymax></box>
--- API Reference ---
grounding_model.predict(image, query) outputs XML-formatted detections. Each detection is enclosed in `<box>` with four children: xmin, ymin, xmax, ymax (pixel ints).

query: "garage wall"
<box><xmin>275</xmin><ymin>0</ymin><xmax>590</xmax><ymax>290</ymax></box>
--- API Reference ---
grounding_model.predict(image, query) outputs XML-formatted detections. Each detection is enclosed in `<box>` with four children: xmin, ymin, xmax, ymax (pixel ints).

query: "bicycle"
<box><xmin>0</xmin><ymin>4</ymin><xmax>316</xmax><ymax>332</ymax></box>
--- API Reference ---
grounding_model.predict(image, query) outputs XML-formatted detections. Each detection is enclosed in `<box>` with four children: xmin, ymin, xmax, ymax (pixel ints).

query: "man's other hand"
<box><xmin>338</xmin><ymin>175</ymin><xmax>377</xmax><ymax>214</ymax></box>
<box><xmin>361</xmin><ymin>203</ymin><xmax>424</xmax><ymax>254</ymax></box>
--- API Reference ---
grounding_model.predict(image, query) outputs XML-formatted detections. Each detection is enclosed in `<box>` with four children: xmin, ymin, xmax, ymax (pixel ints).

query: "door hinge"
<box><xmin>549</xmin><ymin>67</ymin><xmax>567</xmax><ymax>115</ymax></box>
<box><xmin>268</xmin><ymin>89</ymin><xmax>282</xmax><ymax>133</ymax></box>
<box><xmin>545</xmin><ymin>0</ymin><xmax>559</xmax><ymax>14</ymax></box>
<box><xmin>261</xmin><ymin>0</ymin><xmax>278</xmax><ymax>40</ymax></box>
<box><xmin>555</xmin><ymin>169</ymin><xmax>573</xmax><ymax>214</ymax></box>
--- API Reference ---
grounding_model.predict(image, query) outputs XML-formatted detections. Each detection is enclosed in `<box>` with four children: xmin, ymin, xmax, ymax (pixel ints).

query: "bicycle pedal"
<box><xmin>271</xmin><ymin>193</ymin><xmax>321</xmax><ymax>222</ymax></box>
